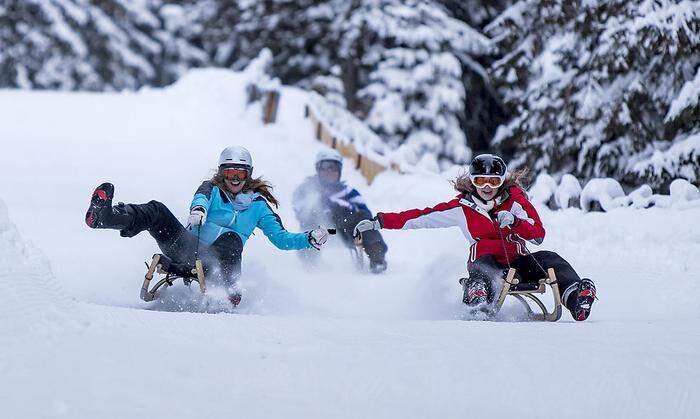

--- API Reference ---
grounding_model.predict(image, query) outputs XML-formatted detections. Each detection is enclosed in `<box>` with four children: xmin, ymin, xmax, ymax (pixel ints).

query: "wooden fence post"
<box><xmin>263</xmin><ymin>90</ymin><xmax>280</xmax><ymax>124</ymax></box>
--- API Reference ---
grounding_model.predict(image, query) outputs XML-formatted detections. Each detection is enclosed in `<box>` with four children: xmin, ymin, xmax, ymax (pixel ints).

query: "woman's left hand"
<box><xmin>496</xmin><ymin>211</ymin><xmax>516</xmax><ymax>228</ymax></box>
<box><xmin>309</xmin><ymin>229</ymin><xmax>329</xmax><ymax>250</ymax></box>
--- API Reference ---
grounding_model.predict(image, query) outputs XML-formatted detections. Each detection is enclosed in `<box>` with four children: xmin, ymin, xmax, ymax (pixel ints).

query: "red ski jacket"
<box><xmin>377</xmin><ymin>186</ymin><xmax>545</xmax><ymax>266</ymax></box>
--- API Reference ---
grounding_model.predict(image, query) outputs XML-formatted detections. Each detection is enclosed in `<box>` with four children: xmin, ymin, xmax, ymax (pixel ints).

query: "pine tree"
<box><xmin>0</xmin><ymin>0</ymin><xmax>90</xmax><ymax>89</ymax></box>
<box><xmin>198</xmin><ymin>0</ymin><xmax>341</xmax><ymax>86</ymax></box>
<box><xmin>0</xmin><ymin>0</ymin><xmax>206</xmax><ymax>90</ymax></box>
<box><xmin>335</xmin><ymin>0</ymin><xmax>492</xmax><ymax>170</ymax></box>
<box><xmin>438</xmin><ymin>0</ymin><xmax>514</xmax><ymax>30</ymax></box>
<box><xmin>489</xmin><ymin>0</ymin><xmax>700</xmax><ymax>188</ymax></box>
<box><xmin>198</xmin><ymin>0</ymin><xmax>494</xmax><ymax>170</ymax></box>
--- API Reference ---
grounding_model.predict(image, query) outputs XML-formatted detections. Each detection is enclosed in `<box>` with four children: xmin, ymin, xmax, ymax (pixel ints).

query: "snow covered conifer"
<box><xmin>199</xmin><ymin>0</ymin><xmax>340</xmax><ymax>86</ymax></box>
<box><xmin>0</xmin><ymin>0</ymin><xmax>206</xmax><ymax>90</ymax></box>
<box><xmin>337</xmin><ymin>0</ymin><xmax>492</xmax><ymax>170</ymax></box>
<box><xmin>0</xmin><ymin>0</ymin><xmax>90</xmax><ymax>89</ymax></box>
<box><xmin>489</xmin><ymin>0</ymin><xmax>700</xmax><ymax>189</ymax></box>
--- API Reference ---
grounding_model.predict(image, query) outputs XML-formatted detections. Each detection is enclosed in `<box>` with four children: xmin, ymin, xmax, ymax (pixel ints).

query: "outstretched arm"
<box><xmin>256</xmin><ymin>200</ymin><xmax>313</xmax><ymax>250</ymax></box>
<box><xmin>377</xmin><ymin>198</ymin><xmax>464</xmax><ymax>230</ymax></box>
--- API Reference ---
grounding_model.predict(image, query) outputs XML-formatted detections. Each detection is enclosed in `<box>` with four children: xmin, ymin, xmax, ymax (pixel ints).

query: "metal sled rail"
<box><xmin>140</xmin><ymin>254</ymin><xmax>206</xmax><ymax>302</ymax></box>
<box><xmin>494</xmin><ymin>268</ymin><xmax>562</xmax><ymax>321</ymax></box>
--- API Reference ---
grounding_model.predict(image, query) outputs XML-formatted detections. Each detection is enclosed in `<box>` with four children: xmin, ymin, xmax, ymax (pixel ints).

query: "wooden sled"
<box><xmin>140</xmin><ymin>254</ymin><xmax>206</xmax><ymax>302</ymax></box>
<box><xmin>493</xmin><ymin>267</ymin><xmax>562</xmax><ymax>321</ymax></box>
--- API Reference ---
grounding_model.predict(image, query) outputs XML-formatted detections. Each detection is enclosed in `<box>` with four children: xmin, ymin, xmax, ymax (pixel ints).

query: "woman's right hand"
<box><xmin>188</xmin><ymin>206</ymin><xmax>207</xmax><ymax>227</ymax></box>
<box><xmin>353</xmin><ymin>218</ymin><xmax>381</xmax><ymax>238</ymax></box>
<box><xmin>309</xmin><ymin>228</ymin><xmax>329</xmax><ymax>250</ymax></box>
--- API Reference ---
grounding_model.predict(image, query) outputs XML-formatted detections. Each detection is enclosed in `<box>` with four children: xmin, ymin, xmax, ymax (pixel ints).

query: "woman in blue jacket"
<box><xmin>85</xmin><ymin>146</ymin><xmax>328</xmax><ymax>305</ymax></box>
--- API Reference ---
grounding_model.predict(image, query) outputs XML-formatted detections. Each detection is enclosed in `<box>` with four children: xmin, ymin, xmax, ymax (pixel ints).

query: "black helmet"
<box><xmin>469</xmin><ymin>154</ymin><xmax>507</xmax><ymax>177</ymax></box>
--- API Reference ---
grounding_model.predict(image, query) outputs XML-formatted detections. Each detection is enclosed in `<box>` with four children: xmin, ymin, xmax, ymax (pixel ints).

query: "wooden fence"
<box><xmin>304</xmin><ymin>104</ymin><xmax>395</xmax><ymax>184</ymax></box>
<box><xmin>247</xmin><ymin>84</ymin><xmax>280</xmax><ymax>125</ymax></box>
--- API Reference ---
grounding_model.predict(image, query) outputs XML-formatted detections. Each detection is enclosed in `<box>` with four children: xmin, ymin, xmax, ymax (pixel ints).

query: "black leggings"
<box><xmin>121</xmin><ymin>201</ymin><xmax>243</xmax><ymax>288</ymax></box>
<box><xmin>468</xmin><ymin>251</ymin><xmax>581</xmax><ymax>308</ymax></box>
<box><xmin>329</xmin><ymin>206</ymin><xmax>387</xmax><ymax>260</ymax></box>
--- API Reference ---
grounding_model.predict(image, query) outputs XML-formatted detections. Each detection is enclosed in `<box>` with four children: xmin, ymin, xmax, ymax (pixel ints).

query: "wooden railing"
<box><xmin>304</xmin><ymin>95</ymin><xmax>401</xmax><ymax>184</ymax></box>
<box><xmin>247</xmin><ymin>84</ymin><xmax>280</xmax><ymax>125</ymax></box>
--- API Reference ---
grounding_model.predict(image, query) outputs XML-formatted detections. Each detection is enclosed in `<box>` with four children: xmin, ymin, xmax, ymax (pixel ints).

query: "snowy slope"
<box><xmin>1</xmin><ymin>69</ymin><xmax>699</xmax><ymax>419</ymax></box>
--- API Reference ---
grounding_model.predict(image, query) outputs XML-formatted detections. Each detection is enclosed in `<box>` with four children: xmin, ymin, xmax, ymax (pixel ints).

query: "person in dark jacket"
<box><xmin>293</xmin><ymin>149</ymin><xmax>388</xmax><ymax>273</ymax></box>
<box><xmin>85</xmin><ymin>146</ymin><xmax>329</xmax><ymax>306</ymax></box>
<box><xmin>354</xmin><ymin>154</ymin><xmax>596</xmax><ymax>321</ymax></box>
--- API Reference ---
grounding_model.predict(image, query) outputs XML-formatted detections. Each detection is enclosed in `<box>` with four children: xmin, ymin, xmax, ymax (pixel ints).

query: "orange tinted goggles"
<box><xmin>471</xmin><ymin>175</ymin><xmax>504</xmax><ymax>188</ymax></box>
<box><xmin>222</xmin><ymin>167</ymin><xmax>250</xmax><ymax>181</ymax></box>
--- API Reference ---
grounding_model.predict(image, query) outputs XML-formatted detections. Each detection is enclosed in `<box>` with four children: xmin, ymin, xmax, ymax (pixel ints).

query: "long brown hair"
<box><xmin>452</xmin><ymin>168</ymin><xmax>530</xmax><ymax>195</ymax></box>
<box><xmin>211</xmin><ymin>171</ymin><xmax>280</xmax><ymax>208</ymax></box>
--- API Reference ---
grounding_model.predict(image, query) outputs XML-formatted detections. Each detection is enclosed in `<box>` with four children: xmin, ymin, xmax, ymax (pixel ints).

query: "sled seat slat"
<box><xmin>508</xmin><ymin>282</ymin><xmax>545</xmax><ymax>293</ymax></box>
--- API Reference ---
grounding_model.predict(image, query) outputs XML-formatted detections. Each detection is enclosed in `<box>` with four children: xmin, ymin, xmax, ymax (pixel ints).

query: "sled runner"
<box><xmin>140</xmin><ymin>254</ymin><xmax>206</xmax><ymax>302</ymax></box>
<box><xmin>349</xmin><ymin>235</ymin><xmax>367</xmax><ymax>271</ymax></box>
<box><xmin>494</xmin><ymin>268</ymin><xmax>562</xmax><ymax>321</ymax></box>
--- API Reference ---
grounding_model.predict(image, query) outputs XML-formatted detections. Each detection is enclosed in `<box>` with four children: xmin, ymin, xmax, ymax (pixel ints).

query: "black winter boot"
<box><xmin>461</xmin><ymin>277</ymin><xmax>488</xmax><ymax>308</ymax></box>
<box><xmin>85</xmin><ymin>183</ymin><xmax>115</xmax><ymax>228</ymax></box>
<box><xmin>228</xmin><ymin>291</ymin><xmax>242</xmax><ymax>307</ymax></box>
<box><xmin>568</xmin><ymin>278</ymin><xmax>596</xmax><ymax>321</ymax></box>
<box><xmin>85</xmin><ymin>183</ymin><xmax>134</xmax><ymax>231</ymax></box>
<box><xmin>364</xmin><ymin>242</ymin><xmax>388</xmax><ymax>274</ymax></box>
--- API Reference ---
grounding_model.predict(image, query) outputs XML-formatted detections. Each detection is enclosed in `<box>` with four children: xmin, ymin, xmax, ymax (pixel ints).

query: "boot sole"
<box><xmin>228</xmin><ymin>293</ymin><xmax>242</xmax><ymax>307</ymax></box>
<box><xmin>85</xmin><ymin>182</ymin><xmax>114</xmax><ymax>228</ymax></box>
<box><xmin>574</xmin><ymin>287</ymin><xmax>595</xmax><ymax>321</ymax></box>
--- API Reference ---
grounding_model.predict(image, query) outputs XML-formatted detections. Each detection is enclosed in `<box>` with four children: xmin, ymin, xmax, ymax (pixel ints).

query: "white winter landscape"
<box><xmin>1</xmin><ymin>70</ymin><xmax>699</xmax><ymax>419</ymax></box>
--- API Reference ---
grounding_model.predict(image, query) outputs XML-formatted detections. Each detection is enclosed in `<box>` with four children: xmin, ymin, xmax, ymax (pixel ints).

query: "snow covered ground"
<box><xmin>1</xmin><ymin>69</ymin><xmax>699</xmax><ymax>418</ymax></box>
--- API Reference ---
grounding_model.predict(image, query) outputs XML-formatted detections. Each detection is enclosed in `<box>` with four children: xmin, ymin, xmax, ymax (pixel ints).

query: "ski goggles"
<box><xmin>470</xmin><ymin>175</ymin><xmax>505</xmax><ymax>189</ymax></box>
<box><xmin>317</xmin><ymin>161</ymin><xmax>341</xmax><ymax>172</ymax></box>
<box><xmin>221</xmin><ymin>166</ymin><xmax>250</xmax><ymax>182</ymax></box>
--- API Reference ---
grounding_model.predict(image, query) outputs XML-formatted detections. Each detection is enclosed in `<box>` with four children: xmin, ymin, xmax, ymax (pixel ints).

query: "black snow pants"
<box><xmin>329</xmin><ymin>205</ymin><xmax>388</xmax><ymax>263</ymax></box>
<box><xmin>120</xmin><ymin>201</ymin><xmax>243</xmax><ymax>289</ymax></box>
<box><xmin>467</xmin><ymin>251</ymin><xmax>582</xmax><ymax>310</ymax></box>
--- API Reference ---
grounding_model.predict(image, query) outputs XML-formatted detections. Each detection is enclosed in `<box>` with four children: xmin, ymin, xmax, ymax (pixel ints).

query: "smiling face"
<box><xmin>224</xmin><ymin>177</ymin><xmax>246</xmax><ymax>194</ymax></box>
<box><xmin>476</xmin><ymin>184</ymin><xmax>499</xmax><ymax>201</ymax></box>
<box><xmin>220</xmin><ymin>165</ymin><xmax>250</xmax><ymax>194</ymax></box>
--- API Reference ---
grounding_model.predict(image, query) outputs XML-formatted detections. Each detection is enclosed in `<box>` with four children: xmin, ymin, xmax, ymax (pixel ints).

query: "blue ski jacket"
<box><xmin>292</xmin><ymin>176</ymin><xmax>372</xmax><ymax>227</ymax></box>
<box><xmin>190</xmin><ymin>181</ymin><xmax>312</xmax><ymax>250</ymax></box>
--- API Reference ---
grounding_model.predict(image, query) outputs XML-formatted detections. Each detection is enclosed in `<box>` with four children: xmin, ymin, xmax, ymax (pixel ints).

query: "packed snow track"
<box><xmin>1</xmin><ymin>70</ymin><xmax>698</xmax><ymax>418</ymax></box>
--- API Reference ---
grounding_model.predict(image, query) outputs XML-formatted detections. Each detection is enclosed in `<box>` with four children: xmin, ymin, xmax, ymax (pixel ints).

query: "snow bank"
<box><xmin>555</xmin><ymin>174</ymin><xmax>582</xmax><ymax>209</ymax></box>
<box><xmin>0</xmin><ymin>197</ymin><xmax>72</xmax><ymax>336</ymax></box>
<box><xmin>580</xmin><ymin>178</ymin><xmax>626</xmax><ymax>212</ymax></box>
<box><xmin>670</xmin><ymin>178</ymin><xmax>700</xmax><ymax>204</ymax></box>
<box><xmin>625</xmin><ymin>184</ymin><xmax>655</xmax><ymax>209</ymax></box>
<box><xmin>162</xmin><ymin>67</ymin><xmax>248</xmax><ymax>104</ymax></box>
<box><xmin>528</xmin><ymin>173</ymin><xmax>557</xmax><ymax>208</ymax></box>
<box><xmin>540</xmin><ymin>172</ymin><xmax>700</xmax><ymax>211</ymax></box>
<box><xmin>1</xmin><ymin>68</ymin><xmax>700</xmax><ymax>419</ymax></box>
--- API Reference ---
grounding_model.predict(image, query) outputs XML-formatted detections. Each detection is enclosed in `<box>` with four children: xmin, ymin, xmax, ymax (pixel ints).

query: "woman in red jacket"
<box><xmin>354</xmin><ymin>154</ymin><xmax>596</xmax><ymax>321</ymax></box>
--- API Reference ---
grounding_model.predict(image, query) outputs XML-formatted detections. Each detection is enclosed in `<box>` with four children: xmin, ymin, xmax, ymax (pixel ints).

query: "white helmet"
<box><xmin>315</xmin><ymin>148</ymin><xmax>343</xmax><ymax>169</ymax></box>
<box><xmin>219</xmin><ymin>146</ymin><xmax>253</xmax><ymax>170</ymax></box>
